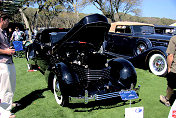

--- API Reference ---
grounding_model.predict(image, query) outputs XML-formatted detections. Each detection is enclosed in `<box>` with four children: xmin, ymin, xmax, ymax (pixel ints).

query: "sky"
<box><xmin>81</xmin><ymin>0</ymin><xmax>176</xmax><ymax>20</ymax></box>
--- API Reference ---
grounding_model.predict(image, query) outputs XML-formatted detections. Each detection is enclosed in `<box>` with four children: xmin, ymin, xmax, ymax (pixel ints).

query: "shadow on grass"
<box><xmin>69</xmin><ymin>97</ymin><xmax>142</xmax><ymax>112</ymax></box>
<box><xmin>11</xmin><ymin>88</ymin><xmax>142</xmax><ymax>113</ymax></box>
<box><xmin>11</xmin><ymin>88</ymin><xmax>49</xmax><ymax>113</ymax></box>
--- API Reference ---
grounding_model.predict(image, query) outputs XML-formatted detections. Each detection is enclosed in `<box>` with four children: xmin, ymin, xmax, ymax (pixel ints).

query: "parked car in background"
<box><xmin>108</xmin><ymin>22</ymin><xmax>171</xmax><ymax>51</ymax></box>
<box><xmin>104</xmin><ymin>21</ymin><xmax>169</xmax><ymax>76</ymax></box>
<box><xmin>26</xmin><ymin>14</ymin><xmax>140</xmax><ymax>107</ymax></box>
<box><xmin>154</xmin><ymin>25</ymin><xmax>176</xmax><ymax>35</ymax></box>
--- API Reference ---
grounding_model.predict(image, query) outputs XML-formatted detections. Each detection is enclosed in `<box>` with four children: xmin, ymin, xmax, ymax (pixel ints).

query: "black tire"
<box><xmin>149</xmin><ymin>54</ymin><xmax>167</xmax><ymax>76</ymax></box>
<box><xmin>53</xmin><ymin>75</ymin><xmax>69</xmax><ymax>107</ymax></box>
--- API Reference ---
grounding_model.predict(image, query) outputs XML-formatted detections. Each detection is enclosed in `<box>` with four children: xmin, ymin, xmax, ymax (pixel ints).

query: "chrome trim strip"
<box><xmin>95</xmin><ymin>91</ymin><xmax>120</xmax><ymax>100</ymax></box>
<box><xmin>69</xmin><ymin>86</ymin><xmax>140</xmax><ymax>104</ymax></box>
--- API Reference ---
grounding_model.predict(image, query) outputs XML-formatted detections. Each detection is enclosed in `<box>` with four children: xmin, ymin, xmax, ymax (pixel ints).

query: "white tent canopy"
<box><xmin>170</xmin><ymin>23</ymin><xmax>176</xmax><ymax>26</ymax></box>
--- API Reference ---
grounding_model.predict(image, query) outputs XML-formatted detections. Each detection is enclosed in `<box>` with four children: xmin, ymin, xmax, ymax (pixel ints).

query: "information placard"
<box><xmin>125</xmin><ymin>107</ymin><xmax>144</xmax><ymax>118</ymax></box>
<box><xmin>119</xmin><ymin>90</ymin><xmax>138</xmax><ymax>100</ymax></box>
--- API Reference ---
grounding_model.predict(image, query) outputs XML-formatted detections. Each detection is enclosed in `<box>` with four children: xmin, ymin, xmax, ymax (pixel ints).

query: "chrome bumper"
<box><xmin>69</xmin><ymin>85</ymin><xmax>140</xmax><ymax>104</ymax></box>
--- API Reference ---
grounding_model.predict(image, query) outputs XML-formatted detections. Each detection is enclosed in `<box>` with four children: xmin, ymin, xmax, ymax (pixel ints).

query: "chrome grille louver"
<box><xmin>95</xmin><ymin>91</ymin><xmax>120</xmax><ymax>100</ymax></box>
<box><xmin>71</xmin><ymin>64</ymin><xmax>111</xmax><ymax>82</ymax></box>
<box><xmin>84</xmin><ymin>68</ymin><xmax>110</xmax><ymax>82</ymax></box>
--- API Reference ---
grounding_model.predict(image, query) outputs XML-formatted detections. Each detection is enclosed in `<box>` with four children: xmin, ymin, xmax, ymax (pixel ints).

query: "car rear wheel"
<box><xmin>149</xmin><ymin>54</ymin><xmax>167</xmax><ymax>76</ymax></box>
<box><xmin>136</xmin><ymin>43</ymin><xmax>147</xmax><ymax>55</ymax></box>
<box><xmin>53</xmin><ymin>75</ymin><xmax>68</xmax><ymax>106</ymax></box>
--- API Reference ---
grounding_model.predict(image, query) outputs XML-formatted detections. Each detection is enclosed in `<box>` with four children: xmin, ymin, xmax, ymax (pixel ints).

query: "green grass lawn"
<box><xmin>12</xmin><ymin>58</ymin><xmax>172</xmax><ymax>118</ymax></box>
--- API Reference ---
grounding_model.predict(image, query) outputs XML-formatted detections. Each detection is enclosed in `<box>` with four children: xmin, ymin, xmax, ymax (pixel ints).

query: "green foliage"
<box><xmin>91</xmin><ymin>0</ymin><xmax>142</xmax><ymax>22</ymax></box>
<box><xmin>113</xmin><ymin>12</ymin><xmax>176</xmax><ymax>25</ymax></box>
<box><xmin>3</xmin><ymin>0</ymin><xmax>175</xmax><ymax>28</ymax></box>
<box><xmin>12</xmin><ymin>58</ymin><xmax>171</xmax><ymax>118</ymax></box>
<box><xmin>0</xmin><ymin>0</ymin><xmax>24</xmax><ymax>15</ymax></box>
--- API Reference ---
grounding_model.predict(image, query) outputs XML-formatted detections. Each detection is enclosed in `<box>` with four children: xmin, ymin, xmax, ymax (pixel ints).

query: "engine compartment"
<box><xmin>57</xmin><ymin>41</ymin><xmax>107</xmax><ymax>69</ymax></box>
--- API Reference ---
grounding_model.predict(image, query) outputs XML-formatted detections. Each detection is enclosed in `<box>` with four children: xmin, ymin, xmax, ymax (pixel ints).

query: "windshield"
<box><xmin>133</xmin><ymin>25</ymin><xmax>155</xmax><ymax>34</ymax></box>
<box><xmin>49</xmin><ymin>32</ymin><xmax>67</xmax><ymax>44</ymax></box>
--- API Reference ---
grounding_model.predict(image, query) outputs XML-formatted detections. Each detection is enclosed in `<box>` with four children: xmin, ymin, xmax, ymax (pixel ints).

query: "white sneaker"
<box><xmin>160</xmin><ymin>95</ymin><xmax>170</xmax><ymax>106</ymax></box>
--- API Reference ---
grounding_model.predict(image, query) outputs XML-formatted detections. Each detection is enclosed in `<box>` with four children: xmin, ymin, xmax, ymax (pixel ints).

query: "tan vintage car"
<box><xmin>109</xmin><ymin>21</ymin><xmax>154</xmax><ymax>33</ymax></box>
<box><xmin>103</xmin><ymin>21</ymin><xmax>171</xmax><ymax>76</ymax></box>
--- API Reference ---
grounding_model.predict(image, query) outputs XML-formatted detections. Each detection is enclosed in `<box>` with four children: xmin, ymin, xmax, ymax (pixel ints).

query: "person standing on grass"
<box><xmin>160</xmin><ymin>35</ymin><xmax>176</xmax><ymax>106</ymax></box>
<box><xmin>11</xmin><ymin>27</ymin><xmax>24</xmax><ymax>41</ymax></box>
<box><xmin>0</xmin><ymin>12</ymin><xmax>16</xmax><ymax>118</ymax></box>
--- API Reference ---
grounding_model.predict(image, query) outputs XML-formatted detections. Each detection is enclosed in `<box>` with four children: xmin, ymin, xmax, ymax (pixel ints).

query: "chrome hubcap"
<box><xmin>137</xmin><ymin>44</ymin><xmax>146</xmax><ymax>55</ymax></box>
<box><xmin>153</xmin><ymin>57</ymin><xmax>165</xmax><ymax>72</ymax></box>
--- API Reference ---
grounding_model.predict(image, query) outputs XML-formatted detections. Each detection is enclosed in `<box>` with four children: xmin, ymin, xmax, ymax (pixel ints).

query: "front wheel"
<box><xmin>149</xmin><ymin>54</ymin><xmax>167</xmax><ymax>76</ymax></box>
<box><xmin>53</xmin><ymin>75</ymin><xmax>69</xmax><ymax>106</ymax></box>
<box><xmin>136</xmin><ymin>43</ymin><xmax>147</xmax><ymax>56</ymax></box>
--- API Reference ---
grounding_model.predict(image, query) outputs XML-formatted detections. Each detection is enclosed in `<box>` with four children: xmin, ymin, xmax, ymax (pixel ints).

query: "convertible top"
<box><xmin>109</xmin><ymin>21</ymin><xmax>154</xmax><ymax>32</ymax></box>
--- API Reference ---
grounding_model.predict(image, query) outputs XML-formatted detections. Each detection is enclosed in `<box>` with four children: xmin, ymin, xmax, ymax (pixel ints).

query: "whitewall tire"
<box><xmin>53</xmin><ymin>75</ymin><xmax>64</xmax><ymax>105</ymax></box>
<box><xmin>149</xmin><ymin>54</ymin><xmax>167</xmax><ymax>76</ymax></box>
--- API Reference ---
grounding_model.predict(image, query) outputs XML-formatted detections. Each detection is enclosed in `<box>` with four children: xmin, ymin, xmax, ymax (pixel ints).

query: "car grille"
<box><xmin>95</xmin><ymin>91</ymin><xmax>121</xmax><ymax>100</ymax></box>
<box><xmin>151</xmin><ymin>40</ymin><xmax>169</xmax><ymax>47</ymax></box>
<box><xmin>84</xmin><ymin>68</ymin><xmax>111</xmax><ymax>82</ymax></box>
<box><xmin>71</xmin><ymin>64</ymin><xmax>111</xmax><ymax>82</ymax></box>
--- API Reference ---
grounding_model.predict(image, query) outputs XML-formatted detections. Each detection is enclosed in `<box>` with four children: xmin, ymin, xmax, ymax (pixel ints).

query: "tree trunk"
<box><xmin>19</xmin><ymin>8</ymin><xmax>32</xmax><ymax>41</ymax></box>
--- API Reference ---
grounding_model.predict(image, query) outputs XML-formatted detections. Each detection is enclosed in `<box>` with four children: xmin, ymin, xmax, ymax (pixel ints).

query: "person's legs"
<box><xmin>160</xmin><ymin>86</ymin><xmax>174</xmax><ymax>106</ymax></box>
<box><xmin>160</xmin><ymin>72</ymin><xmax>176</xmax><ymax>106</ymax></box>
<box><xmin>0</xmin><ymin>63</ymin><xmax>16</xmax><ymax>116</ymax></box>
<box><xmin>166</xmin><ymin>86</ymin><xmax>174</xmax><ymax>100</ymax></box>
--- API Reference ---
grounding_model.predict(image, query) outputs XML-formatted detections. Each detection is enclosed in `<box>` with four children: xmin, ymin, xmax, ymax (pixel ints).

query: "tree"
<box><xmin>90</xmin><ymin>0</ymin><xmax>142</xmax><ymax>22</ymax></box>
<box><xmin>0</xmin><ymin>0</ymin><xmax>24</xmax><ymax>15</ymax></box>
<box><xmin>26</xmin><ymin>0</ymin><xmax>65</xmax><ymax>29</ymax></box>
<box><xmin>63</xmin><ymin>0</ymin><xmax>90</xmax><ymax>22</ymax></box>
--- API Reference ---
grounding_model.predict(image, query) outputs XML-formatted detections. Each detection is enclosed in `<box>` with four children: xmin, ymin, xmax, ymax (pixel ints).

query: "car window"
<box><xmin>133</xmin><ymin>25</ymin><xmax>155</xmax><ymax>34</ymax></box>
<box><xmin>115</xmin><ymin>25</ymin><xmax>131</xmax><ymax>33</ymax></box>
<box><xmin>49</xmin><ymin>32</ymin><xmax>67</xmax><ymax>44</ymax></box>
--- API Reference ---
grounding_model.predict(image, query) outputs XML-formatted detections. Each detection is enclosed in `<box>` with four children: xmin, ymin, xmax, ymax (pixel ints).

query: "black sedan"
<box><xmin>26</xmin><ymin>14</ymin><xmax>140</xmax><ymax>107</ymax></box>
<box><xmin>104</xmin><ymin>21</ymin><xmax>169</xmax><ymax>76</ymax></box>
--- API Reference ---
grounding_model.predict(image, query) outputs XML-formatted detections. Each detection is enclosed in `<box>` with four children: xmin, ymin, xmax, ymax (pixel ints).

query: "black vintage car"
<box><xmin>26</xmin><ymin>14</ymin><xmax>139</xmax><ymax>107</ymax></box>
<box><xmin>104</xmin><ymin>21</ymin><xmax>170</xmax><ymax>76</ymax></box>
<box><xmin>154</xmin><ymin>25</ymin><xmax>176</xmax><ymax>35</ymax></box>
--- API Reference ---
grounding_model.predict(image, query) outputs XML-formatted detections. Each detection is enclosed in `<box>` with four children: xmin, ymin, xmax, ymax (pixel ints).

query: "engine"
<box><xmin>54</xmin><ymin>41</ymin><xmax>112</xmax><ymax>91</ymax></box>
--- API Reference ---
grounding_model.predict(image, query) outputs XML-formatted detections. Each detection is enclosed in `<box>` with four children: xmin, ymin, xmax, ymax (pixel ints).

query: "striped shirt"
<box><xmin>0</xmin><ymin>28</ymin><xmax>13</xmax><ymax>64</ymax></box>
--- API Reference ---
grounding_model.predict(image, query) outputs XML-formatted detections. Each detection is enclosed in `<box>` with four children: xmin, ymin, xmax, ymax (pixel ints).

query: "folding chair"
<box><xmin>12</xmin><ymin>41</ymin><xmax>24</xmax><ymax>57</ymax></box>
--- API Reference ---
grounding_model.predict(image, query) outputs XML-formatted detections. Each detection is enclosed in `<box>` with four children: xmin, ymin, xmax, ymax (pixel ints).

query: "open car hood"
<box><xmin>53</xmin><ymin>14</ymin><xmax>110</xmax><ymax>52</ymax></box>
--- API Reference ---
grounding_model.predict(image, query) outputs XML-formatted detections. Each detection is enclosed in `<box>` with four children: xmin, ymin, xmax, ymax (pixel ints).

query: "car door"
<box><xmin>107</xmin><ymin>25</ymin><xmax>136</xmax><ymax>56</ymax></box>
<box><xmin>113</xmin><ymin>33</ymin><xmax>135</xmax><ymax>56</ymax></box>
<box><xmin>31</xmin><ymin>32</ymin><xmax>52</xmax><ymax>72</ymax></box>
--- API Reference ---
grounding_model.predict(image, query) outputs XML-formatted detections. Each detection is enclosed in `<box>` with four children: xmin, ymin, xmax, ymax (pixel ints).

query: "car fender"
<box><xmin>145</xmin><ymin>46</ymin><xmax>167</xmax><ymax>65</ymax></box>
<box><xmin>46</xmin><ymin>62</ymin><xmax>82</xmax><ymax>95</ymax></box>
<box><xmin>54</xmin><ymin>62</ymin><xmax>80</xmax><ymax>85</ymax></box>
<box><xmin>136</xmin><ymin>37</ymin><xmax>152</xmax><ymax>49</ymax></box>
<box><xmin>108</xmin><ymin>58</ymin><xmax>137</xmax><ymax>89</ymax></box>
<box><xmin>128</xmin><ymin>46</ymin><xmax>167</xmax><ymax>68</ymax></box>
